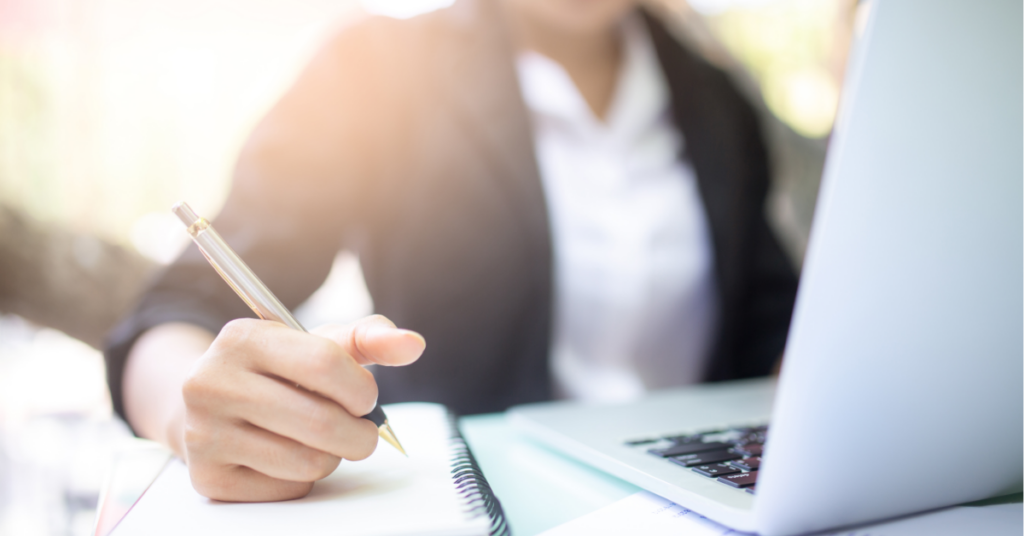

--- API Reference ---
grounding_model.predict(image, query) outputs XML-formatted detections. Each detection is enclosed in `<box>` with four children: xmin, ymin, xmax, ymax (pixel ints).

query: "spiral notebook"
<box><xmin>110</xmin><ymin>403</ymin><xmax>509</xmax><ymax>536</ymax></box>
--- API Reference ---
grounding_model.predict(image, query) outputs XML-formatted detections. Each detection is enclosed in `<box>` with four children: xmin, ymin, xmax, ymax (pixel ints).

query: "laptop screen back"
<box><xmin>754</xmin><ymin>1</ymin><xmax>1023</xmax><ymax>535</ymax></box>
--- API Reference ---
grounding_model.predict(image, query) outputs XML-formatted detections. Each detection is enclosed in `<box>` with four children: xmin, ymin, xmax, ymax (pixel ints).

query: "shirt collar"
<box><xmin>515</xmin><ymin>14</ymin><xmax>670</xmax><ymax>143</ymax></box>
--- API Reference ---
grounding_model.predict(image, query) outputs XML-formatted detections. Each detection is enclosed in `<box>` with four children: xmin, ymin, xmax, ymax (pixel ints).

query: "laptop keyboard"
<box><xmin>625</xmin><ymin>425</ymin><xmax>768</xmax><ymax>495</ymax></box>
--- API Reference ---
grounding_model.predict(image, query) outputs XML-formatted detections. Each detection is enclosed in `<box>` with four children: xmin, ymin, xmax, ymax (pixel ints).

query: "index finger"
<box><xmin>312</xmin><ymin>315</ymin><xmax>425</xmax><ymax>367</ymax></box>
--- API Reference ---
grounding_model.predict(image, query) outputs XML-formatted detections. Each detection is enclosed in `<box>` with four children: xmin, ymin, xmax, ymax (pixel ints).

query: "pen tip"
<box><xmin>378</xmin><ymin>422</ymin><xmax>408</xmax><ymax>457</ymax></box>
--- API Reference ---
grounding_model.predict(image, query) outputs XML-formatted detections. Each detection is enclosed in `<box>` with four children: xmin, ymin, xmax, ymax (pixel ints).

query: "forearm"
<box><xmin>123</xmin><ymin>323</ymin><xmax>215</xmax><ymax>458</ymax></box>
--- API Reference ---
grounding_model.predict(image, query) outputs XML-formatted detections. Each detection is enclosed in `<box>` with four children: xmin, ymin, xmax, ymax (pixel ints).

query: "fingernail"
<box><xmin>364</xmin><ymin>325</ymin><xmax>425</xmax><ymax>361</ymax></box>
<box><xmin>398</xmin><ymin>330</ymin><xmax>427</xmax><ymax>354</ymax></box>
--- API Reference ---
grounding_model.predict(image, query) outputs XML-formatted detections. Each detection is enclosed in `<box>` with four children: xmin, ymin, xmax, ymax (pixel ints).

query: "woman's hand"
<box><xmin>124</xmin><ymin>315</ymin><xmax>424</xmax><ymax>502</ymax></box>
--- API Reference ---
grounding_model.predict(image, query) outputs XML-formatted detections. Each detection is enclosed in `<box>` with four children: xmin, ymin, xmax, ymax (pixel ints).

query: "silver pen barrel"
<box><xmin>171</xmin><ymin>201</ymin><xmax>305</xmax><ymax>332</ymax></box>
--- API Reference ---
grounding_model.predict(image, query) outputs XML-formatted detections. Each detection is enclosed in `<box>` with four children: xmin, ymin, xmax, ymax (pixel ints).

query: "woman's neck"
<box><xmin>503</xmin><ymin>5</ymin><xmax>625</xmax><ymax>120</ymax></box>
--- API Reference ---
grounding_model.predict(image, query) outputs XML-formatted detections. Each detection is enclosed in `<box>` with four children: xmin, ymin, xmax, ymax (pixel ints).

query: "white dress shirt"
<box><xmin>516</xmin><ymin>18</ymin><xmax>719</xmax><ymax>402</ymax></box>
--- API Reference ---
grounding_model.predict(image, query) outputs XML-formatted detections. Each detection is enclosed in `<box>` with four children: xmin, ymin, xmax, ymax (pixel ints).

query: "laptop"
<box><xmin>507</xmin><ymin>1</ymin><xmax>1023</xmax><ymax>534</ymax></box>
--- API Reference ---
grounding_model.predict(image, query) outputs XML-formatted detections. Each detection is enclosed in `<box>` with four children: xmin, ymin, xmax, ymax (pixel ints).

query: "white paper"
<box><xmin>539</xmin><ymin>491</ymin><xmax>1022</xmax><ymax>536</ymax></box>
<box><xmin>112</xmin><ymin>403</ymin><xmax>491</xmax><ymax>536</ymax></box>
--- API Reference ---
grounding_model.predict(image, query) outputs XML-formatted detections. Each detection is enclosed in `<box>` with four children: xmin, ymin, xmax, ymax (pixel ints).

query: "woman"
<box><xmin>105</xmin><ymin>0</ymin><xmax>797</xmax><ymax>502</ymax></box>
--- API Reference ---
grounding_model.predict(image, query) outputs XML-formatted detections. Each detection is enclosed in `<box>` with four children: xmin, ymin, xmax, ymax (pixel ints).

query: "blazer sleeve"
<box><xmin>103</xmin><ymin>19</ymin><xmax>396</xmax><ymax>423</ymax></box>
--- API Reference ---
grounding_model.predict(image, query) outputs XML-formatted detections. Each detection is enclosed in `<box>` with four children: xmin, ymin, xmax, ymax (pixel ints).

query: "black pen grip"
<box><xmin>363</xmin><ymin>404</ymin><xmax>387</xmax><ymax>427</ymax></box>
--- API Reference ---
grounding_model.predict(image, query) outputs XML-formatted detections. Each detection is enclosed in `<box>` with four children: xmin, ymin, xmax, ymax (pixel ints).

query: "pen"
<box><xmin>171</xmin><ymin>201</ymin><xmax>407</xmax><ymax>457</ymax></box>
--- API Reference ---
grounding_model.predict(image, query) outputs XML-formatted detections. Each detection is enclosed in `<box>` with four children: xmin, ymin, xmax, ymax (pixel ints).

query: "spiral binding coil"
<box><xmin>448</xmin><ymin>415</ymin><xmax>511</xmax><ymax>536</ymax></box>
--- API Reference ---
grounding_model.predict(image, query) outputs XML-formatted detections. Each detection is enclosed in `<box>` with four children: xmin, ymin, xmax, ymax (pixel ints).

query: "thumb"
<box><xmin>312</xmin><ymin>315</ymin><xmax>425</xmax><ymax>366</ymax></box>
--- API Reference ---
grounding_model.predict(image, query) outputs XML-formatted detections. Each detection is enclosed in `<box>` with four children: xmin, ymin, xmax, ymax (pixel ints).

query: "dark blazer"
<box><xmin>105</xmin><ymin>0</ymin><xmax>798</xmax><ymax>419</ymax></box>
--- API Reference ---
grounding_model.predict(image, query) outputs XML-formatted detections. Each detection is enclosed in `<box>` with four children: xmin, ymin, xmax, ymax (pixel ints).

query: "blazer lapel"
<box><xmin>433</xmin><ymin>0</ymin><xmax>551</xmax><ymax>250</ymax></box>
<box><xmin>643</xmin><ymin>10</ymin><xmax>744</xmax><ymax>301</ymax></box>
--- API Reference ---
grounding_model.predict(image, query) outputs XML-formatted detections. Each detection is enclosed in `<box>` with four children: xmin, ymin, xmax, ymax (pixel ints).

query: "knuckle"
<box><xmin>181</xmin><ymin>375</ymin><xmax>200</xmax><ymax>404</ymax></box>
<box><xmin>218</xmin><ymin>318</ymin><xmax>257</xmax><ymax>346</ymax></box>
<box><xmin>181</xmin><ymin>370</ymin><xmax>209</xmax><ymax>405</ymax></box>
<box><xmin>181</xmin><ymin>362</ymin><xmax>233</xmax><ymax>409</ymax></box>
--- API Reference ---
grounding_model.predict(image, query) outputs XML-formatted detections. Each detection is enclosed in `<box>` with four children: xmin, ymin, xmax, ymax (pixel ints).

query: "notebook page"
<box><xmin>112</xmin><ymin>403</ymin><xmax>491</xmax><ymax>536</ymax></box>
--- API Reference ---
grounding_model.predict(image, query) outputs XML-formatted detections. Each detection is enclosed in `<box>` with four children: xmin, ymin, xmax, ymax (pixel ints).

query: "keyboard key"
<box><xmin>718</xmin><ymin>471</ymin><xmax>758</xmax><ymax>488</ymax></box>
<box><xmin>648</xmin><ymin>441</ymin><xmax>730</xmax><ymax>458</ymax></box>
<box><xmin>700</xmin><ymin>431</ymin><xmax>739</xmax><ymax>443</ymax></box>
<box><xmin>729</xmin><ymin>428</ymin><xmax>764</xmax><ymax>443</ymax></box>
<box><xmin>668</xmin><ymin>449</ymin><xmax>741</xmax><ymax>467</ymax></box>
<box><xmin>624</xmin><ymin>438</ymin><xmax>659</xmax><ymax>446</ymax></box>
<box><xmin>730</xmin><ymin>457</ymin><xmax>761</xmax><ymax>471</ymax></box>
<box><xmin>734</xmin><ymin>444</ymin><xmax>763</xmax><ymax>456</ymax></box>
<box><xmin>662</xmin><ymin>434</ymin><xmax>704</xmax><ymax>444</ymax></box>
<box><xmin>691</xmin><ymin>463</ymin><xmax>741</xmax><ymax>477</ymax></box>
